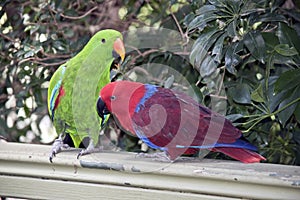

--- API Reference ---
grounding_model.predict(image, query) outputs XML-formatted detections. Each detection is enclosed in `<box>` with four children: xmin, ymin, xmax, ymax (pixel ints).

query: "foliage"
<box><xmin>120</xmin><ymin>0</ymin><xmax>300</xmax><ymax>165</ymax></box>
<box><xmin>184</xmin><ymin>0</ymin><xmax>300</xmax><ymax>164</ymax></box>
<box><xmin>1</xmin><ymin>0</ymin><xmax>300</xmax><ymax>165</ymax></box>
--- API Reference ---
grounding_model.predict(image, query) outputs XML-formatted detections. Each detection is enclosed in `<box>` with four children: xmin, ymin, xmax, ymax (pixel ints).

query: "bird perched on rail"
<box><xmin>47</xmin><ymin>29</ymin><xmax>125</xmax><ymax>162</ymax></box>
<box><xmin>96</xmin><ymin>81</ymin><xmax>266</xmax><ymax>163</ymax></box>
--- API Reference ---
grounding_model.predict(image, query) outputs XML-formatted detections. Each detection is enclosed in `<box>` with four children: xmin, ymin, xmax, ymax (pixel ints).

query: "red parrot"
<box><xmin>97</xmin><ymin>81</ymin><xmax>266</xmax><ymax>163</ymax></box>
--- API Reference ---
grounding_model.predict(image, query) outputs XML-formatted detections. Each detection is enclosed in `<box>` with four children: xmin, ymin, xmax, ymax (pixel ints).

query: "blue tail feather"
<box><xmin>176</xmin><ymin>139</ymin><xmax>257</xmax><ymax>151</ymax></box>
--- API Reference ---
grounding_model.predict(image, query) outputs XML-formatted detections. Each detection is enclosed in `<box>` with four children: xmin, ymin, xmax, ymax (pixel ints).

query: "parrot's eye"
<box><xmin>101</xmin><ymin>38</ymin><xmax>106</xmax><ymax>43</ymax></box>
<box><xmin>110</xmin><ymin>96</ymin><xmax>116</xmax><ymax>100</ymax></box>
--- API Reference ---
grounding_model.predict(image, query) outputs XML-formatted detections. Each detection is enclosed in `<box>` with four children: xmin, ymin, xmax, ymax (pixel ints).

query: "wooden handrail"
<box><xmin>0</xmin><ymin>141</ymin><xmax>299</xmax><ymax>199</ymax></box>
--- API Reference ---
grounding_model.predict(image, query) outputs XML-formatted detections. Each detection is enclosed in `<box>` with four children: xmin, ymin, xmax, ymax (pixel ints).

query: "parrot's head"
<box><xmin>96</xmin><ymin>81</ymin><xmax>145</xmax><ymax>127</ymax></box>
<box><xmin>96</xmin><ymin>81</ymin><xmax>118</xmax><ymax>126</ymax></box>
<box><xmin>83</xmin><ymin>29</ymin><xmax>125</xmax><ymax>69</ymax></box>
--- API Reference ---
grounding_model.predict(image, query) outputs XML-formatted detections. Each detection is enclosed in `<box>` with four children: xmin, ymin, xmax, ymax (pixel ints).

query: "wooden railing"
<box><xmin>0</xmin><ymin>140</ymin><xmax>299</xmax><ymax>199</ymax></box>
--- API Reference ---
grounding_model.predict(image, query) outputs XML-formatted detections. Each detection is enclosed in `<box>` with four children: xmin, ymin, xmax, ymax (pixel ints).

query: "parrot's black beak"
<box><xmin>96</xmin><ymin>97</ymin><xmax>110</xmax><ymax>127</ymax></box>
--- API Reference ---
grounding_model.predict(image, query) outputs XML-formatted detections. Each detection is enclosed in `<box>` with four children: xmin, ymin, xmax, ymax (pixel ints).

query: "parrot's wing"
<box><xmin>132</xmin><ymin>87</ymin><xmax>242</xmax><ymax>149</ymax></box>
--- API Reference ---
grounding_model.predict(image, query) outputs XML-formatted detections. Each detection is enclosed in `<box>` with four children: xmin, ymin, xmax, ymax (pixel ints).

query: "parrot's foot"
<box><xmin>77</xmin><ymin>146</ymin><xmax>104</xmax><ymax>159</ymax></box>
<box><xmin>136</xmin><ymin>152</ymin><xmax>172</xmax><ymax>162</ymax></box>
<box><xmin>49</xmin><ymin>138</ymin><xmax>70</xmax><ymax>163</ymax></box>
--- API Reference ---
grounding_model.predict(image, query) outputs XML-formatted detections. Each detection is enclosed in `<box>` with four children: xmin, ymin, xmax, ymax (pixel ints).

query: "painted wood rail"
<box><xmin>0</xmin><ymin>141</ymin><xmax>299</xmax><ymax>199</ymax></box>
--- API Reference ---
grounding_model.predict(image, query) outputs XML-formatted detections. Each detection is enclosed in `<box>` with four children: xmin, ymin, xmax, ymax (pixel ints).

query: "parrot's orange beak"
<box><xmin>113</xmin><ymin>38</ymin><xmax>125</xmax><ymax>63</ymax></box>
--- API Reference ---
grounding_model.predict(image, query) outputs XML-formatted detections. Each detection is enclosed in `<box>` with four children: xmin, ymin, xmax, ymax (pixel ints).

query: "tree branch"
<box><xmin>50</xmin><ymin>6</ymin><xmax>98</xmax><ymax>20</ymax></box>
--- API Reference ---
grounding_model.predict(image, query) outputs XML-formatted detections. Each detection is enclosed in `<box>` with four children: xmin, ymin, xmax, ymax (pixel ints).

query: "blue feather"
<box><xmin>135</xmin><ymin>129</ymin><xmax>167</xmax><ymax>151</ymax></box>
<box><xmin>134</xmin><ymin>84</ymin><xmax>167</xmax><ymax>151</ymax></box>
<box><xmin>135</xmin><ymin>84</ymin><xmax>158</xmax><ymax>113</ymax></box>
<box><xmin>50</xmin><ymin>66</ymin><xmax>66</xmax><ymax>121</ymax></box>
<box><xmin>176</xmin><ymin>139</ymin><xmax>257</xmax><ymax>151</ymax></box>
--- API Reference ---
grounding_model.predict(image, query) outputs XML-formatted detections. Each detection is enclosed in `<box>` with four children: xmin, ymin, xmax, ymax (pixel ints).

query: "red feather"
<box><xmin>212</xmin><ymin>148</ymin><xmax>266</xmax><ymax>163</ymax></box>
<box><xmin>54</xmin><ymin>86</ymin><xmax>65</xmax><ymax>110</ymax></box>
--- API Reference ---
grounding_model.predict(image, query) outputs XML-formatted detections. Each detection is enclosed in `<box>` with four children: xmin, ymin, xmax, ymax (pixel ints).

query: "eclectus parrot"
<box><xmin>48</xmin><ymin>29</ymin><xmax>125</xmax><ymax>162</ymax></box>
<box><xmin>96</xmin><ymin>81</ymin><xmax>266</xmax><ymax>163</ymax></box>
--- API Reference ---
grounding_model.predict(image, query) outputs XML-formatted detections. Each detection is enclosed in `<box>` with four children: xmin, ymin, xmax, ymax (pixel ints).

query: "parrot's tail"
<box><xmin>214</xmin><ymin>147</ymin><xmax>266</xmax><ymax>163</ymax></box>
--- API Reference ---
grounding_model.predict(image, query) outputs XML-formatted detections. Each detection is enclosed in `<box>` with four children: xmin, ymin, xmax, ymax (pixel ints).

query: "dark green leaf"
<box><xmin>225</xmin><ymin>42</ymin><xmax>242</xmax><ymax>75</ymax></box>
<box><xmin>199</xmin><ymin>56</ymin><xmax>217</xmax><ymax>77</ymax></box>
<box><xmin>212</xmin><ymin>32</ymin><xmax>227</xmax><ymax>63</ymax></box>
<box><xmin>232</xmin><ymin>83</ymin><xmax>251</xmax><ymax>104</ymax></box>
<box><xmin>277</xmin><ymin>23</ymin><xmax>300</xmax><ymax>54</ymax></box>
<box><xmin>251</xmin><ymin>83</ymin><xmax>265</xmax><ymax>103</ymax></box>
<box><xmin>267</xmin><ymin>76</ymin><xmax>287</xmax><ymax>112</ymax></box>
<box><xmin>257</xmin><ymin>13</ymin><xmax>287</xmax><ymax>24</ymax></box>
<box><xmin>274</xmin><ymin>68</ymin><xmax>300</xmax><ymax>94</ymax></box>
<box><xmin>24</xmin><ymin>104</ymin><xmax>30</xmax><ymax>117</ymax></box>
<box><xmin>230</xmin><ymin>0</ymin><xmax>242</xmax><ymax>13</ymax></box>
<box><xmin>261</xmin><ymin>32</ymin><xmax>298</xmax><ymax>65</ymax></box>
<box><xmin>273</xmin><ymin>56</ymin><xmax>298</xmax><ymax>66</ymax></box>
<box><xmin>227</xmin><ymin>20</ymin><xmax>237</xmax><ymax>37</ymax></box>
<box><xmin>225</xmin><ymin>114</ymin><xmax>244</xmax><ymax>122</ymax></box>
<box><xmin>241</xmin><ymin>1</ymin><xmax>264</xmax><ymax>16</ymax></box>
<box><xmin>190</xmin><ymin>28</ymin><xmax>220</xmax><ymax>68</ymax></box>
<box><xmin>270</xmin><ymin>90</ymin><xmax>289</xmax><ymax>113</ymax></box>
<box><xmin>183</xmin><ymin>13</ymin><xmax>195</xmax><ymax>27</ymax></box>
<box><xmin>294</xmin><ymin>103</ymin><xmax>300</xmax><ymax>123</ymax></box>
<box><xmin>274</xmin><ymin>44</ymin><xmax>298</xmax><ymax>56</ymax></box>
<box><xmin>187</xmin><ymin>13</ymin><xmax>217</xmax><ymax>31</ymax></box>
<box><xmin>262</xmin><ymin>32</ymin><xmax>280</xmax><ymax>51</ymax></box>
<box><xmin>243</xmin><ymin>31</ymin><xmax>266</xmax><ymax>63</ymax></box>
<box><xmin>195</xmin><ymin>5</ymin><xmax>216</xmax><ymax>15</ymax></box>
<box><xmin>277</xmin><ymin>85</ymin><xmax>300</xmax><ymax>126</ymax></box>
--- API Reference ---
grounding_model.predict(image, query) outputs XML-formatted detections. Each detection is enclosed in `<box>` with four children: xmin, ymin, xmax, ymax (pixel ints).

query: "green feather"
<box><xmin>48</xmin><ymin>29</ymin><xmax>123</xmax><ymax>148</ymax></box>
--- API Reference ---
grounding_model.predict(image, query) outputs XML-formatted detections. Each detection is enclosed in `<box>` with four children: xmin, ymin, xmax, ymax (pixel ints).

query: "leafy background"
<box><xmin>1</xmin><ymin>0</ymin><xmax>300</xmax><ymax>165</ymax></box>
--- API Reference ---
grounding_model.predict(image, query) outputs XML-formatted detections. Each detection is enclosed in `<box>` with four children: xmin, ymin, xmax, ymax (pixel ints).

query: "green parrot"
<box><xmin>48</xmin><ymin>29</ymin><xmax>125</xmax><ymax>162</ymax></box>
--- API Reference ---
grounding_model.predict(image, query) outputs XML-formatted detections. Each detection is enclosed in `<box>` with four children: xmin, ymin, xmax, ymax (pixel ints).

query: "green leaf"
<box><xmin>277</xmin><ymin>22</ymin><xmax>300</xmax><ymax>54</ymax></box>
<box><xmin>187</xmin><ymin>13</ymin><xmax>217</xmax><ymax>31</ymax></box>
<box><xmin>232</xmin><ymin>83</ymin><xmax>251</xmax><ymax>104</ymax></box>
<box><xmin>199</xmin><ymin>56</ymin><xmax>217</xmax><ymax>77</ymax></box>
<box><xmin>277</xmin><ymin>85</ymin><xmax>300</xmax><ymax>126</ymax></box>
<box><xmin>183</xmin><ymin>13</ymin><xmax>195</xmax><ymax>27</ymax></box>
<box><xmin>243</xmin><ymin>31</ymin><xmax>266</xmax><ymax>63</ymax></box>
<box><xmin>251</xmin><ymin>83</ymin><xmax>265</xmax><ymax>103</ymax></box>
<box><xmin>274</xmin><ymin>68</ymin><xmax>300</xmax><ymax>94</ymax></box>
<box><xmin>267</xmin><ymin>76</ymin><xmax>289</xmax><ymax>112</ymax></box>
<box><xmin>227</xmin><ymin>20</ymin><xmax>237</xmax><ymax>37</ymax></box>
<box><xmin>195</xmin><ymin>4</ymin><xmax>216</xmax><ymax>15</ymax></box>
<box><xmin>212</xmin><ymin>32</ymin><xmax>227</xmax><ymax>63</ymax></box>
<box><xmin>273</xmin><ymin>54</ymin><xmax>299</xmax><ymax>66</ymax></box>
<box><xmin>190</xmin><ymin>28</ymin><xmax>220</xmax><ymax>68</ymax></box>
<box><xmin>230</xmin><ymin>0</ymin><xmax>242</xmax><ymax>14</ymax></box>
<box><xmin>262</xmin><ymin>32</ymin><xmax>299</xmax><ymax>65</ymax></box>
<box><xmin>294</xmin><ymin>103</ymin><xmax>300</xmax><ymax>123</ymax></box>
<box><xmin>274</xmin><ymin>44</ymin><xmax>298</xmax><ymax>56</ymax></box>
<box><xmin>240</xmin><ymin>1</ymin><xmax>260</xmax><ymax>16</ymax></box>
<box><xmin>270</xmin><ymin>89</ymin><xmax>289</xmax><ymax>113</ymax></box>
<box><xmin>262</xmin><ymin>32</ymin><xmax>280</xmax><ymax>51</ymax></box>
<box><xmin>257</xmin><ymin>13</ymin><xmax>287</xmax><ymax>24</ymax></box>
<box><xmin>225</xmin><ymin>42</ymin><xmax>242</xmax><ymax>75</ymax></box>
<box><xmin>225</xmin><ymin>114</ymin><xmax>244</xmax><ymax>122</ymax></box>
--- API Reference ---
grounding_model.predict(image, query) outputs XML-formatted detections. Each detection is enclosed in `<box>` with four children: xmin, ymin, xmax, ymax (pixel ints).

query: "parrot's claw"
<box><xmin>49</xmin><ymin>138</ymin><xmax>70</xmax><ymax>163</ymax></box>
<box><xmin>136</xmin><ymin>152</ymin><xmax>172</xmax><ymax>162</ymax></box>
<box><xmin>77</xmin><ymin>146</ymin><xmax>104</xmax><ymax>159</ymax></box>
